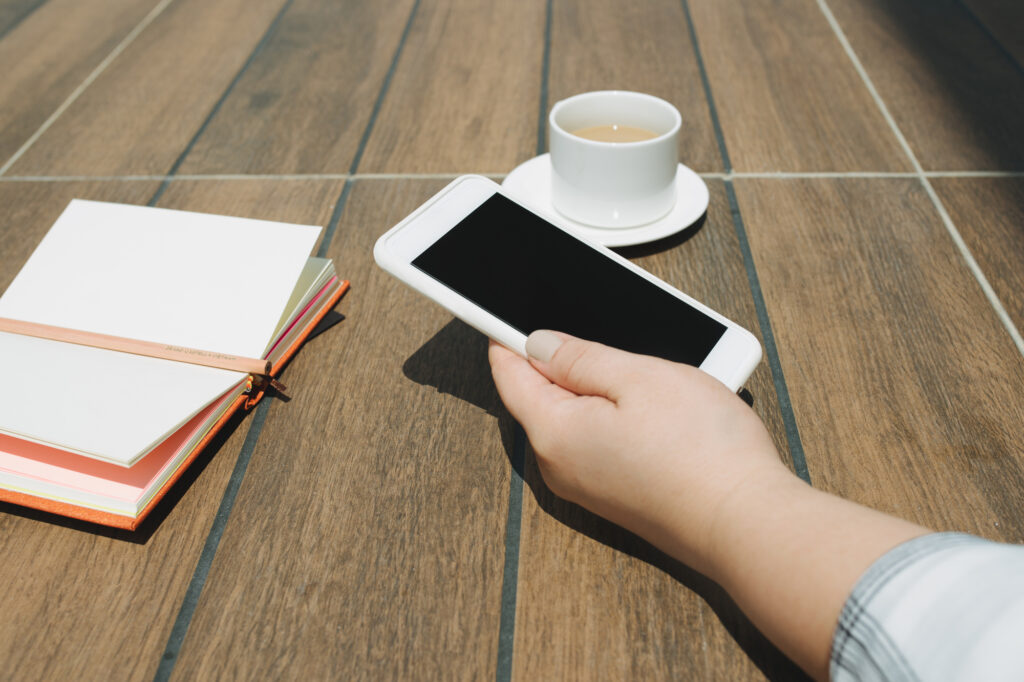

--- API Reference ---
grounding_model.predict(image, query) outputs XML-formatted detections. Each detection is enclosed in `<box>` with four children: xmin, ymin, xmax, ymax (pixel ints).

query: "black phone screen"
<box><xmin>412</xmin><ymin>193</ymin><xmax>726</xmax><ymax>367</ymax></box>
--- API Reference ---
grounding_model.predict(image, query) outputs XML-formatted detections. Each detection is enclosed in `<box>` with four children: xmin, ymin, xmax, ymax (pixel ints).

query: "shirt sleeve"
<box><xmin>830</xmin><ymin>532</ymin><xmax>1024</xmax><ymax>682</ymax></box>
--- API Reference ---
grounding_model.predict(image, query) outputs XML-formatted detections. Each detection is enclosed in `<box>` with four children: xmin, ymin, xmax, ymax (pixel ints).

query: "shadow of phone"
<box><xmin>402</xmin><ymin>318</ymin><xmax>522</xmax><ymax>479</ymax></box>
<box><xmin>401</xmin><ymin>317</ymin><xmax>806</xmax><ymax>680</ymax></box>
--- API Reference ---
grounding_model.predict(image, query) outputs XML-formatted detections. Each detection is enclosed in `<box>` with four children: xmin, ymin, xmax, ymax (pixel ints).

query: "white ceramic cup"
<box><xmin>549</xmin><ymin>90</ymin><xmax>681</xmax><ymax>228</ymax></box>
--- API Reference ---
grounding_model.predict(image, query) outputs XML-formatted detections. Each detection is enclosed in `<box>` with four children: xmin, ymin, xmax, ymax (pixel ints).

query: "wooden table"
<box><xmin>1</xmin><ymin>0</ymin><xmax>1022</xmax><ymax>679</ymax></box>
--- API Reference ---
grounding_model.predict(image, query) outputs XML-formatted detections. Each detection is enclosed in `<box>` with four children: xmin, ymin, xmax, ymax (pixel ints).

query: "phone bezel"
<box><xmin>374</xmin><ymin>175</ymin><xmax>762</xmax><ymax>391</ymax></box>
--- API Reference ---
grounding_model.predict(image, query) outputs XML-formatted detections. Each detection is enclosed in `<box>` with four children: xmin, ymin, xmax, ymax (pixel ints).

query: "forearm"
<box><xmin>692</xmin><ymin>470</ymin><xmax>929</xmax><ymax>680</ymax></box>
<box><xmin>490</xmin><ymin>336</ymin><xmax>1021</xmax><ymax>680</ymax></box>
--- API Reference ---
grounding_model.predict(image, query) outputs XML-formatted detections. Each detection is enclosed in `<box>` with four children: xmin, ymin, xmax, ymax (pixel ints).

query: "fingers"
<box><xmin>525</xmin><ymin>330</ymin><xmax>656</xmax><ymax>402</ymax></box>
<box><xmin>488</xmin><ymin>340</ymin><xmax>578</xmax><ymax>427</ymax></box>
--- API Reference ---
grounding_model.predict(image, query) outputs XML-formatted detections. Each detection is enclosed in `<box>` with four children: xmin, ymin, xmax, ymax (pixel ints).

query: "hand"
<box><xmin>488</xmin><ymin>330</ymin><xmax>792</xmax><ymax>573</ymax></box>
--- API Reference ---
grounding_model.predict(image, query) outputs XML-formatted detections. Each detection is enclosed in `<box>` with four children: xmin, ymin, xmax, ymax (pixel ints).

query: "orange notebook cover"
<box><xmin>0</xmin><ymin>280</ymin><xmax>348</xmax><ymax>530</ymax></box>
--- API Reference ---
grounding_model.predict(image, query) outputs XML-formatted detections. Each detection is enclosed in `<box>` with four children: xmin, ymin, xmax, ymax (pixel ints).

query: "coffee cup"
<box><xmin>548</xmin><ymin>91</ymin><xmax>681</xmax><ymax>228</ymax></box>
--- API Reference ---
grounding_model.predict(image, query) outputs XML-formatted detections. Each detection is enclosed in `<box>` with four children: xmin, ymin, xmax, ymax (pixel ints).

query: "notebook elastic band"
<box><xmin>0</xmin><ymin>316</ymin><xmax>272</xmax><ymax>377</ymax></box>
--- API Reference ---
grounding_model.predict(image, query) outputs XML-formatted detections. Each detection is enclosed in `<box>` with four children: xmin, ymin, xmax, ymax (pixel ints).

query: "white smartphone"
<box><xmin>374</xmin><ymin>175</ymin><xmax>762</xmax><ymax>391</ymax></box>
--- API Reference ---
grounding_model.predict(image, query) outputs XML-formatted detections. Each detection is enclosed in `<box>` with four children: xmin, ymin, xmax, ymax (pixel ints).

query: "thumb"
<box><xmin>525</xmin><ymin>330</ymin><xmax>652</xmax><ymax>401</ymax></box>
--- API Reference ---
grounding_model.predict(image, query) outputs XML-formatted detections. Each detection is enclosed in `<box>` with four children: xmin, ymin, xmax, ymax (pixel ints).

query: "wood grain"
<box><xmin>0</xmin><ymin>180</ymin><xmax>235</xmax><ymax>682</ymax></box>
<box><xmin>0</xmin><ymin>182</ymin><xmax>158</xmax><ymax>293</ymax></box>
<box><xmin>512</xmin><ymin>182</ymin><xmax>803</xmax><ymax>681</ymax></box>
<box><xmin>0</xmin><ymin>0</ymin><xmax>161</xmax><ymax>168</ymax></box>
<box><xmin>932</xmin><ymin>178</ymin><xmax>1024</xmax><ymax>334</ymax></box>
<box><xmin>170</xmin><ymin>180</ymin><xmax>515</xmax><ymax>680</ymax></box>
<box><xmin>827</xmin><ymin>0</ymin><xmax>1024</xmax><ymax>170</ymax></box>
<box><xmin>0</xmin><ymin>0</ymin><xmax>43</xmax><ymax>38</ymax></box>
<box><xmin>616</xmin><ymin>184</ymin><xmax>788</xmax><ymax>466</ymax></box>
<box><xmin>7</xmin><ymin>0</ymin><xmax>287</xmax><ymax>176</ymax></box>
<box><xmin>178</xmin><ymin>0</ymin><xmax>415</xmax><ymax>175</ymax></box>
<box><xmin>0</xmin><ymin>179</ymin><xmax>346</xmax><ymax>681</ymax></box>
<box><xmin>3</xmin><ymin>1</ymin><xmax>1022</xmax><ymax>679</ymax></box>
<box><xmin>547</xmin><ymin>0</ymin><xmax>722</xmax><ymax>172</ymax></box>
<box><xmin>963</xmin><ymin>0</ymin><xmax>1024</xmax><ymax>68</ymax></box>
<box><xmin>686</xmin><ymin>0</ymin><xmax>911</xmax><ymax>172</ymax></box>
<box><xmin>736</xmin><ymin>178</ymin><xmax>1024</xmax><ymax>540</ymax></box>
<box><xmin>154</xmin><ymin>178</ymin><xmax>345</xmax><ymax>253</ymax></box>
<box><xmin>357</xmin><ymin>0</ymin><xmax>546</xmax><ymax>174</ymax></box>
<box><xmin>0</xmin><ymin>427</ymin><xmax>248</xmax><ymax>682</ymax></box>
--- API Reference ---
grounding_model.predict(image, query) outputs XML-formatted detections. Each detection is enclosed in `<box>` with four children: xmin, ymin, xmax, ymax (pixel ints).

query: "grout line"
<box><xmin>726</xmin><ymin>181</ymin><xmax>810</xmax><ymax>482</ymax></box>
<box><xmin>496</xmin><ymin>2</ymin><xmax>551</xmax><ymax>677</ymax></box>
<box><xmin>0</xmin><ymin>0</ymin><xmax>48</xmax><ymax>42</ymax></box>
<box><xmin>0</xmin><ymin>172</ymin><xmax>507</xmax><ymax>182</ymax></box>
<box><xmin>1</xmin><ymin>170</ymin><xmax>1021</xmax><ymax>183</ymax></box>
<box><xmin>148</xmin><ymin>0</ymin><xmax>297</xmax><ymax>205</ymax></box>
<box><xmin>313</xmin><ymin>0</ymin><xmax>423</xmax><ymax>258</ymax></box>
<box><xmin>346</xmin><ymin>0</ymin><xmax>422</xmax><ymax>175</ymax></box>
<box><xmin>920</xmin><ymin>179</ymin><xmax>1024</xmax><ymax>352</ymax></box>
<box><xmin>534</xmin><ymin>0</ymin><xmax>553</xmax><ymax>157</ymax></box>
<box><xmin>350</xmin><ymin>171</ymin><xmax>505</xmax><ymax>179</ymax></box>
<box><xmin>680</xmin><ymin>0</ymin><xmax>731</xmax><ymax>172</ymax></box>
<box><xmin>495</xmin><ymin>426</ymin><xmax>526</xmax><ymax>682</ymax></box>
<box><xmin>921</xmin><ymin>171</ymin><xmax>1024</xmax><ymax>178</ymax></box>
<box><xmin>815</xmin><ymin>0</ymin><xmax>1024</xmax><ymax>356</ymax></box>
<box><xmin>353</xmin><ymin>172</ymin><xmax>505</xmax><ymax>180</ymax></box>
<box><xmin>154</xmin><ymin>1</ymin><xmax>421</xmax><ymax>672</ymax></box>
<box><xmin>316</xmin><ymin>179</ymin><xmax>353</xmax><ymax>259</ymax></box>
<box><xmin>813</xmin><ymin>0</ymin><xmax>934</xmax><ymax>172</ymax></box>
<box><xmin>149</xmin><ymin>1</ymin><xmax>329</xmax><ymax>678</ymax></box>
<box><xmin>0</xmin><ymin>175</ymin><xmax>178</xmax><ymax>182</ymax></box>
<box><xmin>725</xmin><ymin>171</ymin><xmax>916</xmax><ymax>179</ymax></box>
<box><xmin>0</xmin><ymin>0</ymin><xmax>176</xmax><ymax>177</ymax></box>
<box><xmin>152</xmin><ymin>399</ymin><xmax>272</xmax><ymax>682</ymax></box>
<box><xmin>681</xmin><ymin>0</ymin><xmax>810</xmax><ymax>482</ymax></box>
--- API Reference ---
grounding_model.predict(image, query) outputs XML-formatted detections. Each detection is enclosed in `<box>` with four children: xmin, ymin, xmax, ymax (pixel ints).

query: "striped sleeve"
<box><xmin>830</xmin><ymin>532</ymin><xmax>1024</xmax><ymax>682</ymax></box>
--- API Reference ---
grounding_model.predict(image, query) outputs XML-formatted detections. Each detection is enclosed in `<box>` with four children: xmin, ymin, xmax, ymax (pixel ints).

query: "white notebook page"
<box><xmin>0</xmin><ymin>200</ymin><xmax>321</xmax><ymax>465</ymax></box>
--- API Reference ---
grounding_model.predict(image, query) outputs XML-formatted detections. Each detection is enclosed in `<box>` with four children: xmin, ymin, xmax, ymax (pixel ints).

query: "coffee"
<box><xmin>550</xmin><ymin>91</ymin><xmax>681</xmax><ymax>227</ymax></box>
<box><xmin>571</xmin><ymin>124</ymin><xmax>659</xmax><ymax>143</ymax></box>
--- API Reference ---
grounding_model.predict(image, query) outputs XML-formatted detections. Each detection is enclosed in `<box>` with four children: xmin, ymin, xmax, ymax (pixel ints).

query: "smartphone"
<box><xmin>374</xmin><ymin>175</ymin><xmax>762</xmax><ymax>391</ymax></box>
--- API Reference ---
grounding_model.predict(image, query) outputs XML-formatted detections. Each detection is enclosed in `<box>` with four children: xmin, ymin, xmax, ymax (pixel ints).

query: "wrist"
<box><xmin>693</xmin><ymin>471</ymin><xmax>931</xmax><ymax>680</ymax></box>
<box><xmin>639</xmin><ymin>456</ymin><xmax>801</xmax><ymax>578</ymax></box>
<box><xmin>698</xmin><ymin>464</ymin><xmax>809</xmax><ymax>581</ymax></box>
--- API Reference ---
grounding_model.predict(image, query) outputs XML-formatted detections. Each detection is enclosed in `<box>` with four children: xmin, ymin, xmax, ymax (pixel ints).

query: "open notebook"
<box><xmin>0</xmin><ymin>200</ymin><xmax>348</xmax><ymax>529</ymax></box>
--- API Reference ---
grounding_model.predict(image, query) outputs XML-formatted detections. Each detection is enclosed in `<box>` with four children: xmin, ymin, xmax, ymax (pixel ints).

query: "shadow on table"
<box><xmin>612</xmin><ymin>210</ymin><xmax>706</xmax><ymax>260</ymax></box>
<box><xmin>0</xmin><ymin>405</ymin><xmax>248</xmax><ymax>545</ymax></box>
<box><xmin>874</xmin><ymin>0</ymin><xmax>1024</xmax><ymax>170</ymax></box>
<box><xmin>402</xmin><ymin>317</ymin><xmax>521</xmax><ymax>475</ymax></box>
<box><xmin>0</xmin><ymin>311</ymin><xmax>350</xmax><ymax>544</ymax></box>
<box><xmin>523</xmin><ymin>453</ymin><xmax>811</xmax><ymax>682</ymax></box>
<box><xmin>402</xmin><ymin>317</ymin><xmax>806</xmax><ymax>681</ymax></box>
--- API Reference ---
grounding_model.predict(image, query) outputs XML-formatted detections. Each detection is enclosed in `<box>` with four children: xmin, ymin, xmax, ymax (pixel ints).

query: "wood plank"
<box><xmin>0</xmin><ymin>0</ymin><xmax>43</xmax><ymax>39</ymax></box>
<box><xmin>0</xmin><ymin>179</ymin><xmax>228</xmax><ymax>682</ymax></box>
<box><xmin>178</xmin><ymin>0</ymin><xmax>415</xmax><ymax>175</ymax></box>
<box><xmin>0</xmin><ymin>426</ymin><xmax>248</xmax><ymax>682</ymax></box>
<box><xmin>154</xmin><ymin>177</ymin><xmax>345</xmax><ymax>242</ymax></box>
<box><xmin>547</xmin><ymin>0</ymin><xmax>723</xmax><ymax>172</ymax></box>
<box><xmin>171</xmin><ymin>179</ymin><xmax>514</xmax><ymax>679</ymax></box>
<box><xmin>827</xmin><ymin>0</ymin><xmax>1024</xmax><ymax>171</ymax></box>
<box><xmin>513</xmin><ymin>182</ymin><xmax>802</xmax><ymax>681</ymax></box>
<box><xmin>357</xmin><ymin>0</ymin><xmax>546</xmax><ymax>174</ymax></box>
<box><xmin>932</xmin><ymin>178</ymin><xmax>1024</xmax><ymax>334</ymax></box>
<box><xmin>963</xmin><ymin>0</ymin><xmax>1024</xmax><ymax>68</ymax></box>
<box><xmin>7</xmin><ymin>0</ymin><xmax>287</xmax><ymax>176</ymax></box>
<box><xmin>0</xmin><ymin>182</ymin><xmax>156</xmax><ymax>292</ymax></box>
<box><xmin>687</xmin><ymin>0</ymin><xmax>911</xmax><ymax>172</ymax></box>
<box><xmin>0</xmin><ymin>0</ymin><xmax>161</xmax><ymax>168</ymax></box>
<box><xmin>736</xmin><ymin>178</ymin><xmax>1024</xmax><ymax>540</ymax></box>
<box><xmin>0</xmin><ymin>179</ymin><xmax>345</xmax><ymax>681</ymax></box>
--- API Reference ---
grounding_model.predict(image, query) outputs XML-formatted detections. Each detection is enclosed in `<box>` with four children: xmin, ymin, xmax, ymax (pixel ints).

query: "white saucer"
<box><xmin>501</xmin><ymin>153</ymin><xmax>709</xmax><ymax>247</ymax></box>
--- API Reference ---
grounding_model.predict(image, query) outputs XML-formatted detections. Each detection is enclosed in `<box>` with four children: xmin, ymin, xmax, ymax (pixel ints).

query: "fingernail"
<box><xmin>526</xmin><ymin>330</ymin><xmax>562</xmax><ymax>363</ymax></box>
